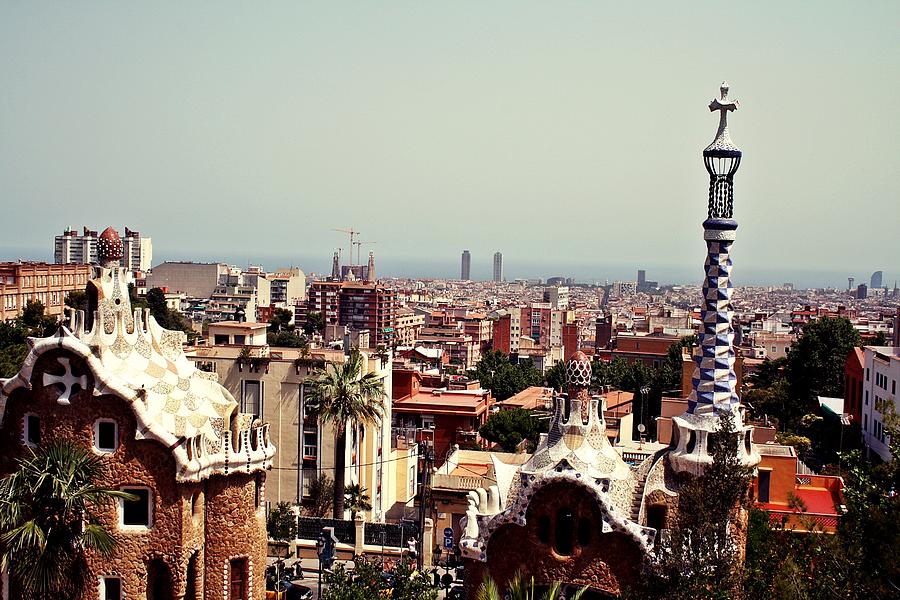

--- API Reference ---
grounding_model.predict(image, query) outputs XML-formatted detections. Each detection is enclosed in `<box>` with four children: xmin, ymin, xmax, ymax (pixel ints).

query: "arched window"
<box><xmin>537</xmin><ymin>515</ymin><xmax>551</xmax><ymax>544</ymax></box>
<box><xmin>554</xmin><ymin>508</ymin><xmax>574</xmax><ymax>556</ymax></box>
<box><xmin>577</xmin><ymin>518</ymin><xmax>591</xmax><ymax>547</ymax></box>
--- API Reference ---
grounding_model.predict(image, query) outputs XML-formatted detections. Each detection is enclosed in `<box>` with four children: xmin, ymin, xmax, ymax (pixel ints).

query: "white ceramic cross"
<box><xmin>709</xmin><ymin>81</ymin><xmax>738</xmax><ymax>133</ymax></box>
<box><xmin>43</xmin><ymin>357</ymin><xmax>88</xmax><ymax>405</ymax></box>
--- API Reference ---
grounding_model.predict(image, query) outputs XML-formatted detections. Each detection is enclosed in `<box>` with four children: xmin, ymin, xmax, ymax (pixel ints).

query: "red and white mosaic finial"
<box><xmin>97</xmin><ymin>226</ymin><xmax>123</xmax><ymax>267</ymax></box>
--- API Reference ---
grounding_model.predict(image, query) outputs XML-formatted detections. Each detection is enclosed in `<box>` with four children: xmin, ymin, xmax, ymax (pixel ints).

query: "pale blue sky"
<box><xmin>1</xmin><ymin>2</ymin><xmax>898</xmax><ymax>285</ymax></box>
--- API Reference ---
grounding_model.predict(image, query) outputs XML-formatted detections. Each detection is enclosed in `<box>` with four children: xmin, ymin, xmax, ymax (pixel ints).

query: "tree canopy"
<box><xmin>145</xmin><ymin>287</ymin><xmax>198</xmax><ymax>342</ymax></box>
<box><xmin>0</xmin><ymin>301</ymin><xmax>57</xmax><ymax>378</ymax></box>
<box><xmin>323</xmin><ymin>557</ymin><xmax>437</xmax><ymax>600</ymax></box>
<box><xmin>266</xmin><ymin>501</ymin><xmax>297</xmax><ymax>542</ymax></box>
<box><xmin>307</xmin><ymin>349</ymin><xmax>386</xmax><ymax>518</ymax></box>
<box><xmin>0</xmin><ymin>440</ymin><xmax>133</xmax><ymax>598</ymax></box>
<box><xmin>468</xmin><ymin>350</ymin><xmax>543</xmax><ymax>400</ymax></box>
<box><xmin>786</xmin><ymin>317</ymin><xmax>860</xmax><ymax>418</ymax></box>
<box><xmin>479</xmin><ymin>408</ymin><xmax>544</xmax><ymax>452</ymax></box>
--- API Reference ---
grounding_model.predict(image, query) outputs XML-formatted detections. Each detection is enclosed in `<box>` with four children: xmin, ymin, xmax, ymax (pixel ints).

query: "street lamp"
<box><xmin>315</xmin><ymin>533</ymin><xmax>326</xmax><ymax>599</ymax></box>
<box><xmin>431</xmin><ymin>546</ymin><xmax>454</xmax><ymax>598</ymax></box>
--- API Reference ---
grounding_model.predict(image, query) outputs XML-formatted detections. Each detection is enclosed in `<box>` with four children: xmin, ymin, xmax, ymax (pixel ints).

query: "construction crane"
<box><xmin>333</xmin><ymin>228</ymin><xmax>359</xmax><ymax>264</ymax></box>
<box><xmin>352</xmin><ymin>241</ymin><xmax>377</xmax><ymax>265</ymax></box>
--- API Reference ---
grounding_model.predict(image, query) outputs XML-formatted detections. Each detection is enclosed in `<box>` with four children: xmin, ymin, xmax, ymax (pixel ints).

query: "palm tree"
<box><xmin>307</xmin><ymin>348</ymin><xmax>386</xmax><ymax>519</ymax></box>
<box><xmin>477</xmin><ymin>571</ymin><xmax>587</xmax><ymax>600</ymax></box>
<box><xmin>344</xmin><ymin>483</ymin><xmax>372</xmax><ymax>520</ymax></box>
<box><xmin>0</xmin><ymin>439</ymin><xmax>135</xmax><ymax>599</ymax></box>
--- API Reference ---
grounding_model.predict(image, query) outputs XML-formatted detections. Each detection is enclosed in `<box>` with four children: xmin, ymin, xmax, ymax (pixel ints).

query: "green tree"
<box><xmin>128</xmin><ymin>283</ymin><xmax>148</xmax><ymax>311</ymax></box>
<box><xmin>63</xmin><ymin>290</ymin><xmax>88</xmax><ymax>313</ymax></box>
<box><xmin>268</xmin><ymin>308</ymin><xmax>294</xmax><ymax>333</ymax></box>
<box><xmin>657</xmin><ymin>336</ymin><xmax>697</xmax><ymax>391</ymax></box>
<box><xmin>302</xmin><ymin>473</ymin><xmax>334</xmax><ymax>518</ymax></box>
<box><xmin>590</xmin><ymin>357</ymin><xmax>630</xmax><ymax>391</ymax></box>
<box><xmin>785</xmin><ymin>317</ymin><xmax>860</xmax><ymax>426</ymax></box>
<box><xmin>0</xmin><ymin>440</ymin><xmax>134</xmax><ymax>599</ymax></box>
<box><xmin>304</xmin><ymin>311</ymin><xmax>326</xmax><ymax>336</ymax></box>
<box><xmin>344</xmin><ymin>484</ymin><xmax>372</xmax><ymax>520</ymax></box>
<box><xmin>266</xmin><ymin>501</ymin><xmax>298</xmax><ymax>542</ymax></box>
<box><xmin>866</xmin><ymin>331</ymin><xmax>888</xmax><ymax>346</ymax></box>
<box><xmin>1</xmin><ymin>302</ymin><xmax>59</xmax><ymax>378</ymax></box>
<box><xmin>477</xmin><ymin>571</ymin><xmax>586</xmax><ymax>600</ymax></box>
<box><xmin>544</xmin><ymin>361</ymin><xmax>566</xmax><ymax>392</ymax></box>
<box><xmin>323</xmin><ymin>557</ymin><xmax>437</xmax><ymax>600</ymax></box>
<box><xmin>307</xmin><ymin>349</ymin><xmax>386</xmax><ymax>518</ymax></box>
<box><xmin>0</xmin><ymin>319</ymin><xmax>29</xmax><ymax>378</ymax></box>
<box><xmin>268</xmin><ymin>330</ymin><xmax>309</xmax><ymax>348</ymax></box>
<box><xmin>747</xmin><ymin>356</ymin><xmax>788</xmax><ymax>390</ymax></box>
<box><xmin>468</xmin><ymin>350</ymin><xmax>542</xmax><ymax>401</ymax></box>
<box><xmin>743</xmin><ymin>404</ymin><xmax>900</xmax><ymax>600</ymax></box>
<box><xmin>479</xmin><ymin>408</ymin><xmax>542</xmax><ymax>452</ymax></box>
<box><xmin>21</xmin><ymin>300</ymin><xmax>57</xmax><ymax>336</ymax></box>
<box><xmin>145</xmin><ymin>287</ymin><xmax>197</xmax><ymax>343</ymax></box>
<box><xmin>634</xmin><ymin>411</ymin><xmax>754</xmax><ymax>599</ymax></box>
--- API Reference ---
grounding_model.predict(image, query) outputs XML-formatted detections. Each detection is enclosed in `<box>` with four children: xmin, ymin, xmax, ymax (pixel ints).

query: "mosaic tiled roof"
<box><xmin>0</xmin><ymin>265</ymin><xmax>274</xmax><ymax>482</ymax></box>
<box><xmin>459</xmin><ymin>353</ymin><xmax>653</xmax><ymax>561</ymax></box>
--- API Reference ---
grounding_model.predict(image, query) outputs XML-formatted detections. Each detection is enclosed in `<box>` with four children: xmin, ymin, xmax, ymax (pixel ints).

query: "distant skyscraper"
<box><xmin>848</xmin><ymin>276</ymin><xmax>855</xmax><ymax>292</ymax></box>
<box><xmin>871</xmin><ymin>271</ymin><xmax>883</xmax><ymax>290</ymax></box>
<box><xmin>857</xmin><ymin>284</ymin><xmax>868</xmax><ymax>300</ymax></box>
<box><xmin>492</xmin><ymin>252</ymin><xmax>503</xmax><ymax>282</ymax></box>
<box><xmin>637</xmin><ymin>269</ymin><xmax>646</xmax><ymax>286</ymax></box>
<box><xmin>461</xmin><ymin>250</ymin><xmax>471</xmax><ymax>280</ymax></box>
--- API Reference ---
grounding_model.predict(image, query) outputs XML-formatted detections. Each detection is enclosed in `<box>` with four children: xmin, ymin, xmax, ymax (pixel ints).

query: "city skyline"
<box><xmin>1</xmin><ymin>2</ymin><xmax>898</xmax><ymax>279</ymax></box>
<box><xmin>2</xmin><ymin>230</ymin><xmax>895</xmax><ymax>289</ymax></box>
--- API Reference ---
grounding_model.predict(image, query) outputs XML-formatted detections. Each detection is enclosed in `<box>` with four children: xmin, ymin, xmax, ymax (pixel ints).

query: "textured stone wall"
<box><xmin>0</xmin><ymin>348</ymin><xmax>267</xmax><ymax>600</ymax></box>
<box><xmin>464</xmin><ymin>481</ymin><xmax>644</xmax><ymax>597</ymax></box>
<box><xmin>204</xmin><ymin>472</ymin><xmax>268</xmax><ymax>600</ymax></box>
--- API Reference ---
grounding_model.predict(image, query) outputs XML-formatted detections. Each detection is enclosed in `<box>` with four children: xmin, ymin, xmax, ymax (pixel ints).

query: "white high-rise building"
<box><xmin>493</xmin><ymin>251</ymin><xmax>503</xmax><ymax>283</ymax></box>
<box><xmin>54</xmin><ymin>226</ymin><xmax>152</xmax><ymax>273</ymax></box>
<box><xmin>861</xmin><ymin>346</ymin><xmax>899</xmax><ymax>462</ymax></box>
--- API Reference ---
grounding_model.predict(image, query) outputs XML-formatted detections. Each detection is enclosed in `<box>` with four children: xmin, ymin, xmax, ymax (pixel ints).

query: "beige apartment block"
<box><xmin>186</xmin><ymin>344</ymin><xmax>416</xmax><ymax>521</ymax></box>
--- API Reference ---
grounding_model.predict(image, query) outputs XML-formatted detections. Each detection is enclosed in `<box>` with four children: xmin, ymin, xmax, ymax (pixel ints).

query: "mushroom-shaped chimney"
<box><xmin>97</xmin><ymin>226</ymin><xmax>123</xmax><ymax>268</ymax></box>
<box><xmin>565</xmin><ymin>351</ymin><xmax>592</xmax><ymax>421</ymax></box>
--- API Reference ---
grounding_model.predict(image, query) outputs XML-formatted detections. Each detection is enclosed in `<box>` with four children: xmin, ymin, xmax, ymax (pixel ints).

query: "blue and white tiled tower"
<box><xmin>670</xmin><ymin>82</ymin><xmax>760</xmax><ymax>474</ymax></box>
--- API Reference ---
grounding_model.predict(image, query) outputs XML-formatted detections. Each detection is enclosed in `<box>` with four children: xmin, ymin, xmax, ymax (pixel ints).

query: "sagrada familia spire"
<box><xmin>670</xmin><ymin>82</ymin><xmax>760</xmax><ymax>473</ymax></box>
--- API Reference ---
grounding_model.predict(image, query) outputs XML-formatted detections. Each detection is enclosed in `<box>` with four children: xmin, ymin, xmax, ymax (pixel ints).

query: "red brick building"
<box><xmin>0</xmin><ymin>238</ymin><xmax>274</xmax><ymax>600</ymax></box>
<box><xmin>0</xmin><ymin>262</ymin><xmax>93</xmax><ymax>321</ymax></box>
<box><xmin>307</xmin><ymin>280</ymin><xmax>398</xmax><ymax>347</ymax></box>
<box><xmin>844</xmin><ymin>348</ymin><xmax>865</xmax><ymax>426</ymax></box>
<box><xmin>391</xmin><ymin>368</ymin><xmax>493</xmax><ymax>457</ymax></box>
<box><xmin>595</xmin><ymin>332</ymin><xmax>680</xmax><ymax>369</ymax></box>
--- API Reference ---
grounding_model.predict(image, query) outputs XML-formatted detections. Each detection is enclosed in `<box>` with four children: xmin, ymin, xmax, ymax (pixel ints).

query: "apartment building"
<box><xmin>54</xmin><ymin>226</ymin><xmax>152</xmax><ymax>272</ymax></box>
<box><xmin>186</xmin><ymin>340</ymin><xmax>413</xmax><ymax>521</ymax></box>
<box><xmin>861</xmin><ymin>346</ymin><xmax>899</xmax><ymax>462</ymax></box>
<box><xmin>269</xmin><ymin>267</ymin><xmax>307</xmax><ymax>307</ymax></box>
<box><xmin>308</xmin><ymin>280</ymin><xmax>398</xmax><ymax>347</ymax></box>
<box><xmin>394</xmin><ymin>307</ymin><xmax>426</xmax><ymax>347</ymax></box>
<box><xmin>146</xmin><ymin>261</ymin><xmax>230</xmax><ymax>298</ymax></box>
<box><xmin>0</xmin><ymin>262</ymin><xmax>92</xmax><ymax>321</ymax></box>
<box><xmin>492</xmin><ymin>304</ymin><xmax>571</xmax><ymax>356</ymax></box>
<box><xmin>391</xmin><ymin>368</ymin><xmax>493</xmax><ymax>459</ymax></box>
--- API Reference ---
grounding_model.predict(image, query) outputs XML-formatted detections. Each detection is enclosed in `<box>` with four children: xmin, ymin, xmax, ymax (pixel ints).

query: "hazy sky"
<box><xmin>1</xmin><ymin>2</ymin><xmax>898</xmax><ymax>285</ymax></box>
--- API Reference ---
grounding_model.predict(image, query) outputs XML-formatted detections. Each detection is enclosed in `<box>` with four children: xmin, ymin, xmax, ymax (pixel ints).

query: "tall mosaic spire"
<box><xmin>688</xmin><ymin>82</ymin><xmax>742</xmax><ymax>415</ymax></box>
<box><xmin>670</xmin><ymin>83</ymin><xmax>759</xmax><ymax>474</ymax></box>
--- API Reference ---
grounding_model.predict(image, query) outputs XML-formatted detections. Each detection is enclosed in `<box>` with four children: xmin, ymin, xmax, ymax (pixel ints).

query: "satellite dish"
<box><xmin>637</xmin><ymin>424</ymin><xmax>646</xmax><ymax>433</ymax></box>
